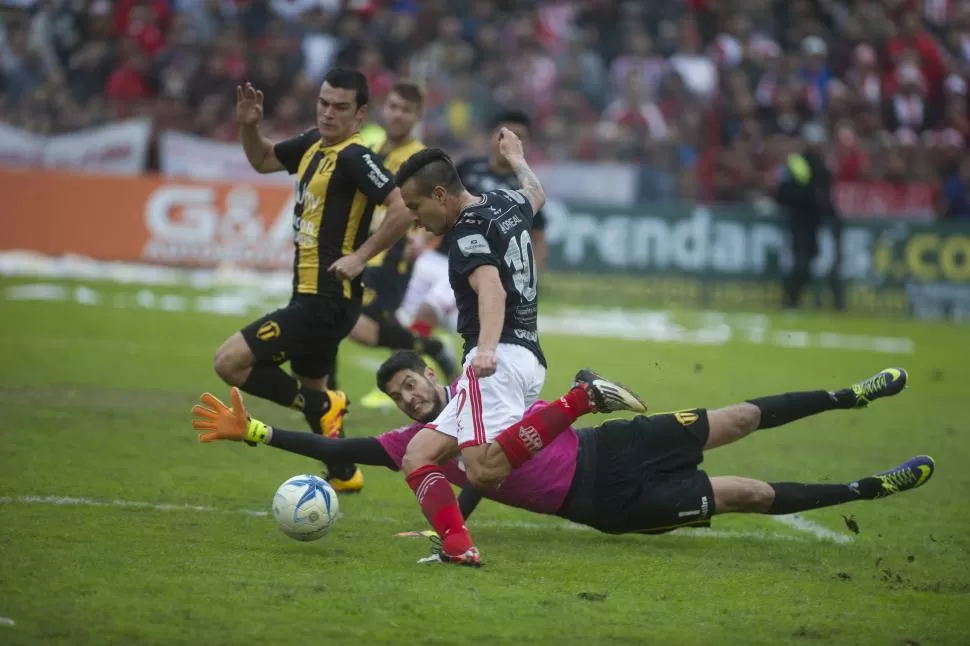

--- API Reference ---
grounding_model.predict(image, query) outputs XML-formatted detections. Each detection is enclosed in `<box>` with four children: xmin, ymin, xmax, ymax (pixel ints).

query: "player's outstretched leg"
<box><xmin>704</xmin><ymin>367</ymin><xmax>910</xmax><ymax>450</ymax></box>
<box><xmin>710</xmin><ymin>455</ymin><xmax>935</xmax><ymax>516</ymax></box>
<box><xmin>849</xmin><ymin>368</ymin><xmax>908</xmax><ymax>408</ymax></box>
<box><xmin>402</xmin><ymin>427</ymin><xmax>482</xmax><ymax>568</ymax></box>
<box><xmin>491</xmin><ymin>370</ymin><xmax>647</xmax><ymax>475</ymax></box>
<box><xmin>573</xmin><ymin>369</ymin><xmax>648</xmax><ymax>414</ymax></box>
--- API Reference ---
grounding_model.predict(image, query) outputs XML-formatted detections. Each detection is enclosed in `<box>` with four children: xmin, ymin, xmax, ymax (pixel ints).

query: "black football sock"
<box><xmin>298</xmin><ymin>386</ymin><xmax>333</xmax><ymax>431</ymax></box>
<box><xmin>747</xmin><ymin>390</ymin><xmax>855</xmax><ymax>430</ymax></box>
<box><xmin>300</xmin><ymin>404</ymin><xmax>356</xmax><ymax>481</ymax></box>
<box><xmin>413</xmin><ymin>335</ymin><xmax>445</xmax><ymax>357</ymax></box>
<box><xmin>293</xmin><ymin>383</ymin><xmax>353</xmax><ymax>481</ymax></box>
<box><xmin>377</xmin><ymin>318</ymin><xmax>420</xmax><ymax>350</ymax></box>
<box><xmin>241</xmin><ymin>364</ymin><xmax>302</xmax><ymax>408</ymax></box>
<box><xmin>767</xmin><ymin>482</ymin><xmax>869</xmax><ymax>514</ymax></box>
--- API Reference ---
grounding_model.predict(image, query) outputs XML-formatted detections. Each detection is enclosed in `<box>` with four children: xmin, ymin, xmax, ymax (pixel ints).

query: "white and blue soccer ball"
<box><xmin>272</xmin><ymin>475</ymin><xmax>339</xmax><ymax>541</ymax></box>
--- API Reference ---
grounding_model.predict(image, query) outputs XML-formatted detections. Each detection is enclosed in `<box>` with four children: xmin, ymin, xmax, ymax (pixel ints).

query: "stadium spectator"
<box><xmin>939</xmin><ymin>155</ymin><xmax>970</xmax><ymax>219</ymax></box>
<box><xmin>1</xmin><ymin>0</ymin><xmax>969</xmax><ymax>215</ymax></box>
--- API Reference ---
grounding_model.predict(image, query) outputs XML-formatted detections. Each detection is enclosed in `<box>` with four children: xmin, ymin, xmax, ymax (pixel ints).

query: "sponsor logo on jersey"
<box><xmin>517</xmin><ymin>426</ymin><xmax>543</xmax><ymax>454</ymax></box>
<box><xmin>363</xmin><ymin>153</ymin><xmax>390</xmax><ymax>188</ymax></box>
<box><xmin>514</xmin><ymin>328</ymin><xmax>539</xmax><ymax>342</ymax></box>
<box><xmin>497</xmin><ymin>213</ymin><xmax>523</xmax><ymax>235</ymax></box>
<box><xmin>457</xmin><ymin>233</ymin><xmax>491</xmax><ymax>256</ymax></box>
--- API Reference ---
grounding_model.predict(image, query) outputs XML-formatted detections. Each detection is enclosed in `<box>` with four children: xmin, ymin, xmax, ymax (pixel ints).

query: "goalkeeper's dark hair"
<box><xmin>377</xmin><ymin>351</ymin><xmax>429</xmax><ymax>394</ymax></box>
<box><xmin>395</xmin><ymin>148</ymin><xmax>463</xmax><ymax>196</ymax></box>
<box><xmin>491</xmin><ymin>109</ymin><xmax>532</xmax><ymax>132</ymax></box>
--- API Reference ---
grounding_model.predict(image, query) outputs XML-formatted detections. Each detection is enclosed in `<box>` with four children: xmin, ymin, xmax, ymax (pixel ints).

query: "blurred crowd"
<box><xmin>1</xmin><ymin>0</ymin><xmax>969</xmax><ymax>216</ymax></box>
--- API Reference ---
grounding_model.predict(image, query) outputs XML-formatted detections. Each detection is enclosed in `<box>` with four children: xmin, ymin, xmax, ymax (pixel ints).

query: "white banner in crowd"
<box><xmin>158</xmin><ymin>131</ymin><xmax>293</xmax><ymax>186</ymax></box>
<box><xmin>0</xmin><ymin>119</ymin><xmax>152</xmax><ymax>174</ymax></box>
<box><xmin>157</xmin><ymin>131</ymin><xmax>640</xmax><ymax>205</ymax></box>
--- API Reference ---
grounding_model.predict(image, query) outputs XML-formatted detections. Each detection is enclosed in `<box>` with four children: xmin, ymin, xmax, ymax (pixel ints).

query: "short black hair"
<box><xmin>324</xmin><ymin>68</ymin><xmax>369</xmax><ymax>107</ymax></box>
<box><xmin>491</xmin><ymin>109</ymin><xmax>532</xmax><ymax>132</ymax></box>
<box><xmin>395</xmin><ymin>148</ymin><xmax>463</xmax><ymax>196</ymax></box>
<box><xmin>377</xmin><ymin>351</ymin><xmax>428</xmax><ymax>394</ymax></box>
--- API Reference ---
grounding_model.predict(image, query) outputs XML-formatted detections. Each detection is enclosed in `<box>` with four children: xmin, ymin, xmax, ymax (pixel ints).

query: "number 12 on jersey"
<box><xmin>504</xmin><ymin>231</ymin><xmax>537</xmax><ymax>302</ymax></box>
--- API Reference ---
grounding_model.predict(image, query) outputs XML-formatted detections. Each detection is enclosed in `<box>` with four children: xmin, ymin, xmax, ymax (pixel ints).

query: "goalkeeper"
<box><xmin>192</xmin><ymin>352</ymin><xmax>933</xmax><ymax>542</ymax></box>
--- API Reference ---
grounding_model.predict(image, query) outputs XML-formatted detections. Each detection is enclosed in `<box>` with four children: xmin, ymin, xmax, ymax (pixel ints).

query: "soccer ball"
<box><xmin>272</xmin><ymin>474</ymin><xmax>339</xmax><ymax>541</ymax></box>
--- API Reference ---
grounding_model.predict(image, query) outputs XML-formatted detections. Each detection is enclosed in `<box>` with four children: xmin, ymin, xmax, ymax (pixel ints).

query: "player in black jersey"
<box><xmin>212</xmin><ymin>69</ymin><xmax>413</xmax><ymax>494</ymax></box>
<box><xmin>405</xmin><ymin>110</ymin><xmax>546</xmax><ymax>339</ymax></box>
<box><xmin>392</xmin><ymin>135</ymin><xmax>647</xmax><ymax>565</ymax></box>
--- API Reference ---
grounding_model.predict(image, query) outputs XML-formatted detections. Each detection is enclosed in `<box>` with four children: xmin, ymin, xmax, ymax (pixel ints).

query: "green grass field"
<box><xmin>1</xmin><ymin>273</ymin><xmax>969</xmax><ymax>645</ymax></box>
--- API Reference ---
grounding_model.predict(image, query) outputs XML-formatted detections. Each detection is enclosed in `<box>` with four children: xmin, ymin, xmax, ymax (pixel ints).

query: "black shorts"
<box><xmin>360</xmin><ymin>264</ymin><xmax>409</xmax><ymax>322</ymax></box>
<box><xmin>559</xmin><ymin>410</ymin><xmax>715</xmax><ymax>534</ymax></box>
<box><xmin>240</xmin><ymin>294</ymin><xmax>359</xmax><ymax>379</ymax></box>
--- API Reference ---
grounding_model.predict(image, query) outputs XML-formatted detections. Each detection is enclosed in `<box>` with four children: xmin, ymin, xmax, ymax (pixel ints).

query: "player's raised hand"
<box><xmin>497</xmin><ymin>127</ymin><xmax>525</xmax><ymax>164</ymax></box>
<box><xmin>192</xmin><ymin>387</ymin><xmax>249</xmax><ymax>442</ymax></box>
<box><xmin>471</xmin><ymin>348</ymin><xmax>497</xmax><ymax>378</ymax></box>
<box><xmin>235</xmin><ymin>83</ymin><xmax>264</xmax><ymax>127</ymax></box>
<box><xmin>329</xmin><ymin>252</ymin><xmax>366</xmax><ymax>281</ymax></box>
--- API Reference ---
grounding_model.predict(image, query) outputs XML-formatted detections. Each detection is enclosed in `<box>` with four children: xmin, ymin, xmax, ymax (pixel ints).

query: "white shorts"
<box><xmin>426</xmin><ymin>344</ymin><xmax>546</xmax><ymax>450</ymax></box>
<box><xmin>423</xmin><ymin>274</ymin><xmax>458</xmax><ymax>333</ymax></box>
<box><xmin>398</xmin><ymin>250</ymin><xmax>448</xmax><ymax>324</ymax></box>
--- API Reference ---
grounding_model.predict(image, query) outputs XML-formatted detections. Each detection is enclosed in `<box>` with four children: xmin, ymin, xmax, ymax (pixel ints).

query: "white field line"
<box><xmin>0</xmin><ymin>617</ymin><xmax>15</xmax><ymax>627</ymax></box>
<box><xmin>0</xmin><ymin>495</ymin><xmax>852</xmax><ymax>544</ymax></box>
<box><xmin>773</xmin><ymin>513</ymin><xmax>855</xmax><ymax>544</ymax></box>
<box><xmin>0</xmin><ymin>495</ymin><xmax>269</xmax><ymax>517</ymax></box>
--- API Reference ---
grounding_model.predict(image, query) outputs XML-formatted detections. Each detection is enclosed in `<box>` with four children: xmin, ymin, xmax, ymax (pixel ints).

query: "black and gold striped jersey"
<box><xmin>364</xmin><ymin>137</ymin><xmax>426</xmax><ymax>275</ymax></box>
<box><xmin>274</xmin><ymin>129</ymin><xmax>396</xmax><ymax>301</ymax></box>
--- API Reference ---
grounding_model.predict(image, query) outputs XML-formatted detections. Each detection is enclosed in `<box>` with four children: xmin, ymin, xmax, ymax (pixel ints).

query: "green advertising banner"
<box><xmin>541</xmin><ymin>200</ymin><xmax>970</xmax><ymax>322</ymax></box>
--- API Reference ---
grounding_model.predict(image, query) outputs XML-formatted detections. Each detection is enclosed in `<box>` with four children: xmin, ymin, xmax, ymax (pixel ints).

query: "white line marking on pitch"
<box><xmin>773</xmin><ymin>513</ymin><xmax>854</xmax><ymax>544</ymax></box>
<box><xmin>0</xmin><ymin>495</ymin><xmax>852</xmax><ymax>543</ymax></box>
<box><xmin>0</xmin><ymin>495</ymin><xmax>269</xmax><ymax>517</ymax></box>
<box><xmin>0</xmin><ymin>617</ymin><xmax>14</xmax><ymax>627</ymax></box>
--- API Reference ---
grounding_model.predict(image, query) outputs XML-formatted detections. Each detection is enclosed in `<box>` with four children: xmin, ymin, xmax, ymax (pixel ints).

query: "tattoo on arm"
<box><xmin>509</xmin><ymin>159</ymin><xmax>546</xmax><ymax>213</ymax></box>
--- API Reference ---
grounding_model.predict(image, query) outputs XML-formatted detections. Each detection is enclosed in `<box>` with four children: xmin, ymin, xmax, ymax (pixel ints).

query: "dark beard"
<box><xmin>415</xmin><ymin>384</ymin><xmax>447</xmax><ymax>424</ymax></box>
<box><xmin>416</xmin><ymin>401</ymin><xmax>444</xmax><ymax>425</ymax></box>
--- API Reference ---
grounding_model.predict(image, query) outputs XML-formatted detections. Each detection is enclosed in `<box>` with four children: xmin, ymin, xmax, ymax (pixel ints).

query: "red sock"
<box><xmin>495</xmin><ymin>386</ymin><xmax>592</xmax><ymax>468</ymax></box>
<box><xmin>405</xmin><ymin>464</ymin><xmax>473</xmax><ymax>549</ymax></box>
<box><xmin>410</xmin><ymin>319</ymin><xmax>433</xmax><ymax>338</ymax></box>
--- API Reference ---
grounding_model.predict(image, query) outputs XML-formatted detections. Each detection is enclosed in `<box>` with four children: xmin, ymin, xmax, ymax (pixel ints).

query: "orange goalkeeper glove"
<box><xmin>192</xmin><ymin>387</ymin><xmax>271</xmax><ymax>445</ymax></box>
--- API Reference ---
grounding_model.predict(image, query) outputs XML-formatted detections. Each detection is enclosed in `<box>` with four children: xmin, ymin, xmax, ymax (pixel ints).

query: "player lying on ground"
<box><xmin>193</xmin><ymin>355</ymin><xmax>933</xmax><ymax>562</ymax></box>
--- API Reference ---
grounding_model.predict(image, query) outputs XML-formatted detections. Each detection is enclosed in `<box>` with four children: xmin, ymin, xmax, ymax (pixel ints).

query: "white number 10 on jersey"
<box><xmin>504</xmin><ymin>231</ymin><xmax>538</xmax><ymax>302</ymax></box>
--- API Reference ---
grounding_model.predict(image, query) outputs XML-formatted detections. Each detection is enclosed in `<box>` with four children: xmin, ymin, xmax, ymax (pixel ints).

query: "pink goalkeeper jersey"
<box><xmin>376</xmin><ymin>399</ymin><xmax>578</xmax><ymax>515</ymax></box>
